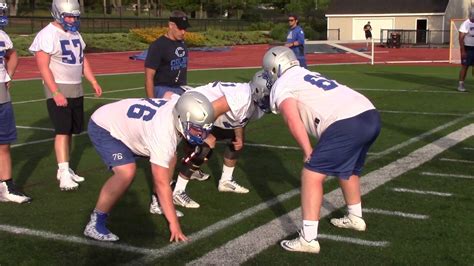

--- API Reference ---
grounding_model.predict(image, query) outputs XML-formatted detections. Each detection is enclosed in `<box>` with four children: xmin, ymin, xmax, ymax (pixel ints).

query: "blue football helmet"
<box><xmin>174</xmin><ymin>91</ymin><xmax>215</xmax><ymax>145</ymax></box>
<box><xmin>51</xmin><ymin>0</ymin><xmax>81</xmax><ymax>32</ymax></box>
<box><xmin>0</xmin><ymin>0</ymin><xmax>8</xmax><ymax>27</ymax></box>
<box><xmin>250</xmin><ymin>70</ymin><xmax>271</xmax><ymax>113</ymax></box>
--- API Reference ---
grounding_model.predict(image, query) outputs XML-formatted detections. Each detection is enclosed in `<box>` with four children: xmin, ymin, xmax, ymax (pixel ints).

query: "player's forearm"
<box><xmin>36</xmin><ymin>54</ymin><xmax>58</xmax><ymax>92</ymax></box>
<box><xmin>5</xmin><ymin>49</ymin><xmax>18</xmax><ymax>79</ymax></box>
<box><xmin>83</xmin><ymin>57</ymin><xmax>98</xmax><ymax>85</ymax></box>
<box><xmin>145</xmin><ymin>68</ymin><xmax>156</xmax><ymax>98</ymax></box>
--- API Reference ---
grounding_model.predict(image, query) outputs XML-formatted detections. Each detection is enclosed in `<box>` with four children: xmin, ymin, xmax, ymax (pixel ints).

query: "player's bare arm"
<box><xmin>151</xmin><ymin>162</ymin><xmax>188</xmax><ymax>242</ymax></box>
<box><xmin>145</xmin><ymin>67</ymin><xmax>156</xmax><ymax>98</ymax></box>
<box><xmin>83</xmin><ymin>57</ymin><xmax>102</xmax><ymax>97</ymax></box>
<box><xmin>279</xmin><ymin>98</ymin><xmax>313</xmax><ymax>161</ymax></box>
<box><xmin>35</xmin><ymin>50</ymin><xmax>67</xmax><ymax>107</ymax></box>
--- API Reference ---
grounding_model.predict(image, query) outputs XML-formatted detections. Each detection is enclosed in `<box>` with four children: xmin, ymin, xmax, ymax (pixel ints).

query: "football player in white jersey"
<box><xmin>263</xmin><ymin>46</ymin><xmax>381</xmax><ymax>253</ymax></box>
<box><xmin>83</xmin><ymin>91</ymin><xmax>215</xmax><ymax>242</ymax></box>
<box><xmin>29</xmin><ymin>0</ymin><xmax>102</xmax><ymax>191</ymax></box>
<box><xmin>0</xmin><ymin>0</ymin><xmax>31</xmax><ymax>204</ymax></box>
<box><xmin>149</xmin><ymin>71</ymin><xmax>270</xmax><ymax>212</ymax></box>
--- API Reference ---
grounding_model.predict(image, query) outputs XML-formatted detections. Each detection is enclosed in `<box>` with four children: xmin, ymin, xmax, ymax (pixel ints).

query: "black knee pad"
<box><xmin>179</xmin><ymin>143</ymin><xmax>213</xmax><ymax>177</ymax></box>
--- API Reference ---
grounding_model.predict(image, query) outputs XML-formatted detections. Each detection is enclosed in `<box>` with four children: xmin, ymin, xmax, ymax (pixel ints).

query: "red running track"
<box><xmin>14</xmin><ymin>44</ymin><xmax>453</xmax><ymax>80</ymax></box>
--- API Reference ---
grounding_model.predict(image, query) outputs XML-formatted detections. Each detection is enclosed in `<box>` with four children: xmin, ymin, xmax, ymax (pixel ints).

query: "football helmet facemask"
<box><xmin>173</xmin><ymin>91</ymin><xmax>214</xmax><ymax>145</ymax></box>
<box><xmin>250</xmin><ymin>70</ymin><xmax>271</xmax><ymax>113</ymax></box>
<box><xmin>51</xmin><ymin>0</ymin><xmax>81</xmax><ymax>32</ymax></box>
<box><xmin>0</xmin><ymin>0</ymin><xmax>8</xmax><ymax>27</ymax></box>
<box><xmin>262</xmin><ymin>46</ymin><xmax>299</xmax><ymax>83</ymax></box>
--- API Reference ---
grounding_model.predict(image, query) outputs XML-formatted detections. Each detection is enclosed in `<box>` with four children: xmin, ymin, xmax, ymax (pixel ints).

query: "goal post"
<box><xmin>449</xmin><ymin>18</ymin><xmax>465</xmax><ymax>64</ymax></box>
<box><xmin>305</xmin><ymin>38</ymin><xmax>375</xmax><ymax>65</ymax></box>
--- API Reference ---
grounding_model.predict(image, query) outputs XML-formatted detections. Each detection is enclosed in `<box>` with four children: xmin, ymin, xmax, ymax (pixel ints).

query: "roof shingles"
<box><xmin>327</xmin><ymin>0</ymin><xmax>449</xmax><ymax>15</ymax></box>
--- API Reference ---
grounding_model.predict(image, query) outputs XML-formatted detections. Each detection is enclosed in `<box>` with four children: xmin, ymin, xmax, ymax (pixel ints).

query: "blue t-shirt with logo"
<box><xmin>286</xmin><ymin>25</ymin><xmax>305</xmax><ymax>58</ymax></box>
<box><xmin>145</xmin><ymin>35</ymin><xmax>188</xmax><ymax>86</ymax></box>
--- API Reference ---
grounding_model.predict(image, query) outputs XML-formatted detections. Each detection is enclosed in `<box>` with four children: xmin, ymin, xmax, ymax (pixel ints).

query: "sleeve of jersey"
<box><xmin>459</xmin><ymin>21</ymin><xmax>469</xmax><ymax>34</ymax></box>
<box><xmin>29</xmin><ymin>31</ymin><xmax>54</xmax><ymax>54</ymax></box>
<box><xmin>144</xmin><ymin>41</ymin><xmax>162</xmax><ymax>69</ymax></box>
<box><xmin>222</xmin><ymin>85</ymin><xmax>251</xmax><ymax>123</ymax></box>
<box><xmin>270</xmin><ymin>83</ymin><xmax>294</xmax><ymax>114</ymax></box>
<box><xmin>148</xmin><ymin>123</ymin><xmax>176</xmax><ymax>168</ymax></box>
<box><xmin>79</xmin><ymin>34</ymin><xmax>86</xmax><ymax>49</ymax></box>
<box><xmin>297</xmin><ymin>29</ymin><xmax>305</xmax><ymax>44</ymax></box>
<box><xmin>0</xmin><ymin>32</ymin><xmax>13</xmax><ymax>49</ymax></box>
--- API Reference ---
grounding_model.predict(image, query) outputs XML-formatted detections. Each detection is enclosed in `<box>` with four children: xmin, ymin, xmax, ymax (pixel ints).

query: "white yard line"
<box><xmin>392</xmin><ymin>188</ymin><xmax>453</xmax><ymax>197</ymax></box>
<box><xmin>463</xmin><ymin>147</ymin><xmax>474</xmax><ymax>150</ymax></box>
<box><xmin>16</xmin><ymin>126</ymin><xmax>54</xmax><ymax>131</ymax></box>
<box><xmin>355</xmin><ymin>88</ymin><xmax>459</xmax><ymax>94</ymax></box>
<box><xmin>318</xmin><ymin>234</ymin><xmax>389</xmax><ymax>247</ymax></box>
<box><xmin>421</xmin><ymin>172</ymin><xmax>474</xmax><ymax>179</ymax></box>
<box><xmin>0</xmin><ymin>224</ymin><xmax>154</xmax><ymax>255</ymax></box>
<box><xmin>369</xmin><ymin>112</ymin><xmax>474</xmax><ymax>159</ymax></box>
<box><xmin>439</xmin><ymin>158</ymin><xmax>474</xmax><ymax>164</ymax></box>
<box><xmin>362</xmin><ymin>208</ymin><xmax>429</xmax><ymax>220</ymax></box>
<box><xmin>11</xmin><ymin>132</ymin><xmax>88</xmax><ymax>148</ymax></box>
<box><xmin>181</xmin><ymin>124</ymin><xmax>473</xmax><ymax>265</ymax></box>
<box><xmin>12</xmin><ymin>87</ymin><xmax>144</xmax><ymax>105</ymax></box>
<box><xmin>379</xmin><ymin>110</ymin><xmax>464</xmax><ymax>117</ymax></box>
<box><xmin>84</xmin><ymin>96</ymin><xmax>123</xmax><ymax>101</ymax></box>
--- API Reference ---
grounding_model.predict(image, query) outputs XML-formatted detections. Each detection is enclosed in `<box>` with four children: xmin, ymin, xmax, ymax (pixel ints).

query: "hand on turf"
<box><xmin>169</xmin><ymin>223</ymin><xmax>188</xmax><ymax>242</ymax></box>
<box><xmin>54</xmin><ymin>93</ymin><xmax>68</xmax><ymax>107</ymax></box>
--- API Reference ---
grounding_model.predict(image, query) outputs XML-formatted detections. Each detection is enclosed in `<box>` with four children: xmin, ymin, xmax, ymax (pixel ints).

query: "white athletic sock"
<box><xmin>58</xmin><ymin>162</ymin><xmax>69</xmax><ymax>172</ymax></box>
<box><xmin>302</xmin><ymin>220</ymin><xmax>319</xmax><ymax>241</ymax></box>
<box><xmin>220</xmin><ymin>165</ymin><xmax>234</xmax><ymax>182</ymax></box>
<box><xmin>173</xmin><ymin>175</ymin><xmax>189</xmax><ymax>194</ymax></box>
<box><xmin>347</xmin><ymin>202</ymin><xmax>363</xmax><ymax>218</ymax></box>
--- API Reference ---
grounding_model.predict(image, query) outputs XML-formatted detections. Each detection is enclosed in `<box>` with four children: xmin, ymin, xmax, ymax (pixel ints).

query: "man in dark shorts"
<box><xmin>144</xmin><ymin>10</ymin><xmax>191</xmax><ymax>99</ymax></box>
<box><xmin>457</xmin><ymin>8</ymin><xmax>474</xmax><ymax>92</ymax></box>
<box><xmin>364</xmin><ymin>21</ymin><xmax>372</xmax><ymax>41</ymax></box>
<box><xmin>29</xmin><ymin>0</ymin><xmax>102</xmax><ymax>191</ymax></box>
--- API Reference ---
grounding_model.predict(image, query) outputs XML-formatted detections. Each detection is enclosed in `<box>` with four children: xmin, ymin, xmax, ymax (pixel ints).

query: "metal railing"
<box><xmin>380</xmin><ymin>29</ymin><xmax>449</xmax><ymax>46</ymax></box>
<box><xmin>7</xmin><ymin>16</ymin><xmax>255</xmax><ymax>34</ymax></box>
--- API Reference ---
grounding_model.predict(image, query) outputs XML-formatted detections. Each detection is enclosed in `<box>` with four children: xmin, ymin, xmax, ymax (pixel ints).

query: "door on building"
<box><xmin>416</xmin><ymin>19</ymin><xmax>427</xmax><ymax>44</ymax></box>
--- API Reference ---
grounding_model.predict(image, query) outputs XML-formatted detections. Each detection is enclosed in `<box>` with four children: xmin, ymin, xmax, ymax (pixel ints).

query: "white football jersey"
<box><xmin>91</xmin><ymin>96</ymin><xmax>182</xmax><ymax>168</ymax></box>
<box><xmin>270</xmin><ymin>66</ymin><xmax>375</xmax><ymax>138</ymax></box>
<box><xmin>459</xmin><ymin>19</ymin><xmax>474</xmax><ymax>47</ymax></box>
<box><xmin>29</xmin><ymin>23</ymin><xmax>86</xmax><ymax>84</ymax></box>
<box><xmin>0</xmin><ymin>30</ymin><xmax>12</xmax><ymax>84</ymax></box>
<box><xmin>191</xmin><ymin>82</ymin><xmax>257</xmax><ymax>129</ymax></box>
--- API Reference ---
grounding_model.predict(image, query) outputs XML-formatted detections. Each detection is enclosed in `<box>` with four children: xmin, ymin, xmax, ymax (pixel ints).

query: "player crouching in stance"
<box><xmin>84</xmin><ymin>92</ymin><xmax>214</xmax><ymax>242</ymax></box>
<box><xmin>0</xmin><ymin>0</ymin><xmax>31</xmax><ymax>203</ymax></box>
<box><xmin>150</xmin><ymin>71</ymin><xmax>271</xmax><ymax>212</ymax></box>
<box><xmin>262</xmin><ymin>47</ymin><xmax>381</xmax><ymax>253</ymax></box>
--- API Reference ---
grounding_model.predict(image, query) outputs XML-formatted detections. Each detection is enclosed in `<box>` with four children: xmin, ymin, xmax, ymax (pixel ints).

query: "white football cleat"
<box><xmin>218</xmin><ymin>180</ymin><xmax>249</xmax><ymax>193</ymax></box>
<box><xmin>173</xmin><ymin>190</ymin><xmax>200</xmax><ymax>208</ymax></box>
<box><xmin>280</xmin><ymin>231</ymin><xmax>320</xmax><ymax>253</ymax></box>
<box><xmin>330</xmin><ymin>213</ymin><xmax>366</xmax><ymax>231</ymax></box>
<box><xmin>57</xmin><ymin>170</ymin><xmax>79</xmax><ymax>191</ymax></box>
<box><xmin>69</xmin><ymin>168</ymin><xmax>85</xmax><ymax>183</ymax></box>
<box><xmin>190</xmin><ymin>169</ymin><xmax>210</xmax><ymax>181</ymax></box>
<box><xmin>0</xmin><ymin>179</ymin><xmax>31</xmax><ymax>204</ymax></box>
<box><xmin>84</xmin><ymin>212</ymin><xmax>119</xmax><ymax>242</ymax></box>
<box><xmin>457</xmin><ymin>84</ymin><xmax>467</xmax><ymax>92</ymax></box>
<box><xmin>149</xmin><ymin>194</ymin><xmax>184</xmax><ymax>217</ymax></box>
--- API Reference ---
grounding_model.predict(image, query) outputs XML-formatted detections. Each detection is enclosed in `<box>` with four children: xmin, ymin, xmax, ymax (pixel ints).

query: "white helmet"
<box><xmin>262</xmin><ymin>46</ymin><xmax>299</xmax><ymax>83</ymax></box>
<box><xmin>173</xmin><ymin>91</ymin><xmax>215</xmax><ymax>145</ymax></box>
<box><xmin>249</xmin><ymin>70</ymin><xmax>271</xmax><ymax>113</ymax></box>
<box><xmin>0</xmin><ymin>0</ymin><xmax>8</xmax><ymax>27</ymax></box>
<box><xmin>51</xmin><ymin>0</ymin><xmax>81</xmax><ymax>32</ymax></box>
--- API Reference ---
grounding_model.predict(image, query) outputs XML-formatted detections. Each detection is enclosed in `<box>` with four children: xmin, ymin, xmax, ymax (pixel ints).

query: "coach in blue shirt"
<box><xmin>285</xmin><ymin>14</ymin><xmax>307</xmax><ymax>68</ymax></box>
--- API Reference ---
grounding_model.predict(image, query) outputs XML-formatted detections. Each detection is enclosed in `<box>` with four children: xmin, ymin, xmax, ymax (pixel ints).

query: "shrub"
<box><xmin>129</xmin><ymin>27</ymin><xmax>207</xmax><ymax>46</ymax></box>
<box><xmin>269</xmin><ymin>23</ymin><xmax>288</xmax><ymax>42</ymax></box>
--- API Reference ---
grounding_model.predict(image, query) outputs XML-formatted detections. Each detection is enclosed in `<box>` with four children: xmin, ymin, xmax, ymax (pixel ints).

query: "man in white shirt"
<box><xmin>262</xmin><ymin>46</ymin><xmax>381</xmax><ymax>254</ymax></box>
<box><xmin>457</xmin><ymin>8</ymin><xmax>474</xmax><ymax>92</ymax></box>
<box><xmin>83</xmin><ymin>91</ymin><xmax>215</xmax><ymax>242</ymax></box>
<box><xmin>29</xmin><ymin>0</ymin><xmax>102</xmax><ymax>191</ymax></box>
